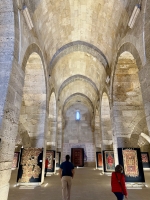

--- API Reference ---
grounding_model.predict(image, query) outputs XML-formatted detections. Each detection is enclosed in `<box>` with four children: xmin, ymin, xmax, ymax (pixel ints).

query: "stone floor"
<box><xmin>8</xmin><ymin>168</ymin><xmax>150</xmax><ymax>200</ymax></box>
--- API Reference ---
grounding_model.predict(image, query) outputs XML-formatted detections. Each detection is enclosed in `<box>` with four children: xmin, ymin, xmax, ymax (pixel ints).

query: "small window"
<box><xmin>76</xmin><ymin>111</ymin><xmax>80</xmax><ymax>120</ymax></box>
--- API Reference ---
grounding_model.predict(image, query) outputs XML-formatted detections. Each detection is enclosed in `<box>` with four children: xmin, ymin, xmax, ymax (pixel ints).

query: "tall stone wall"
<box><xmin>62</xmin><ymin>104</ymin><xmax>95</xmax><ymax>166</ymax></box>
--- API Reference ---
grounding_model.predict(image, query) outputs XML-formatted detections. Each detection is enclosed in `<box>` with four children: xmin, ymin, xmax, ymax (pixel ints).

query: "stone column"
<box><xmin>57</xmin><ymin>111</ymin><xmax>63</xmax><ymax>160</ymax></box>
<box><xmin>94</xmin><ymin>111</ymin><xmax>102</xmax><ymax>169</ymax></box>
<box><xmin>111</xmin><ymin>108</ymin><xmax>119</xmax><ymax>165</ymax></box>
<box><xmin>61</xmin><ymin>118</ymin><xmax>65</xmax><ymax>162</ymax></box>
<box><xmin>0</xmin><ymin>1</ymin><xmax>24</xmax><ymax>199</ymax></box>
<box><xmin>0</xmin><ymin>60</ymin><xmax>24</xmax><ymax>198</ymax></box>
<box><xmin>139</xmin><ymin>64</ymin><xmax>150</xmax><ymax>136</ymax></box>
<box><xmin>140</xmin><ymin>0</ymin><xmax>150</xmax><ymax>136</ymax></box>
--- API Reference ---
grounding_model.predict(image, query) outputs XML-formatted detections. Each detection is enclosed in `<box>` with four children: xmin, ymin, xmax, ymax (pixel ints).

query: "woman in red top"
<box><xmin>111</xmin><ymin>165</ymin><xmax>128</xmax><ymax>200</ymax></box>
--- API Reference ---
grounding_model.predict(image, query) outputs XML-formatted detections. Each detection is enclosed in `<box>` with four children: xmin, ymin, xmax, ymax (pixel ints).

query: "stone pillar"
<box><xmin>57</xmin><ymin>111</ymin><xmax>63</xmax><ymax>154</ymax></box>
<box><xmin>111</xmin><ymin>108</ymin><xmax>119</xmax><ymax>165</ymax></box>
<box><xmin>139</xmin><ymin>63</ymin><xmax>150</xmax><ymax>136</ymax></box>
<box><xmin>94</xmin><ymin>112</ymin><xmax>102</xmax><ymax>168</ymax></box>
<box><xmin>48</xmin><ymin>116</ymin><xmax>57</xmax><ymax>150</ymax></box>
<box><xmin>61</xmin><ymin>118</ymin><xmax>65</xmax><ymax>162</ymax></box>
<box><xmin>0</xmin><ymin>1</ymin><xmax>23</xmax><ymax>198</ymax></box>
<box><xmin>0</xmin><ymin>63</ymin><xmax>24</xmax><ymax>198</ymax></box>
<box><xmin>141</xmin><ymin>0</ymin><xmax>150</xmax><ymax>136</ymax></box>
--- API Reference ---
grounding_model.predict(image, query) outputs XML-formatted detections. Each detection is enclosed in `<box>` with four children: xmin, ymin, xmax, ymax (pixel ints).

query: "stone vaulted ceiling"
<box><xmin>27</xmin><ymin>0</ymin><xmax>131</xmax><ymax>115</ymax></box>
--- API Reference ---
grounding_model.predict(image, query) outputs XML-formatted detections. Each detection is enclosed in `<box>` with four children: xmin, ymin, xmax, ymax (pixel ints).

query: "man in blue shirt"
<box><xmin>59</xmin><ymin>155</ymin><xmax>75</xmax><ymax>200</ymax></box>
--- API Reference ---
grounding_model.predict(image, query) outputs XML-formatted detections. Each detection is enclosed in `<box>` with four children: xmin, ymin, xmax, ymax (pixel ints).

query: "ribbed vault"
<box><xmin>58</xmin><ymin>75</ymin><xmax>99</xmax><ymax>98</ymax></box>
<box><xmin>52</xmin><ymin>51</ymin><xmax>106</xmax><ymax>94</ymax></box>
<box><xmin>25</xmin><ymin>0</ymin><xmax>132</xmax><ymax>120</ymax></box>
<box><xmin>63</xmin><ymin>93</ymin><xmax>94</xmax><ymax>115</ymax></box>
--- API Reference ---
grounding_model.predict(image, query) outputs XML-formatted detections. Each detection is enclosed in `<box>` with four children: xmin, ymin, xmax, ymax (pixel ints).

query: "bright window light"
<box><xmin>76</xmin><ymin>111</ymin><xmax>80</xmax><ymax>121</ymax></box>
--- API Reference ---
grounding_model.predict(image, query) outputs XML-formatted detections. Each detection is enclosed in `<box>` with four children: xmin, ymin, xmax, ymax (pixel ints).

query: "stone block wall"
<box><xmin>62</xmin><ymin>104</ymin><xmax>95</xmax><ymax>166</ymax></box>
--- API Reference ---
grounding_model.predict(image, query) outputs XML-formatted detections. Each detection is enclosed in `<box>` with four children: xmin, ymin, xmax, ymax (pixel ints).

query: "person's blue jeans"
<box><xmin>114</xmin><ymin>192</ymin><xmax>124</xmax><ymax>200</ymax></box>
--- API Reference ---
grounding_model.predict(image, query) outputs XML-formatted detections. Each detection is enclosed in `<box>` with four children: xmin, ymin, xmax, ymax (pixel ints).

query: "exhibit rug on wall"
<box><xmin>141</xmin><ymin>153</ymin><xmax>149</xmax><ymax>163</ymax></box>
<box><xmin>141</xmin><ymin>152</ymin><xmax>150</xmax><ymax>168</ymax></box>
<box><xmin>17</xmin><ymin>148</ymin><xmax>43</xmax><ymax>183</ymax></box>
<box><xmin>118</xmin><ymin>148</ymin><xmax>145</xmax><ymax>182</ymax></box>
<box><xmin>96</xmin><ymin>152</ymin><xmax>103</xmax><ymax>168</ymax></box>
<box><xmin>122</xmin><ymin>149</ymin><xmax>139</xmax><ymax>177</ymax></box>
<box><xmin>46</xmin><ymin>150</ymin><xmax>55</xmax><ymax>172</ymax></box>
<box><xmin>103</xmin><ymin>151</ymin><xmax>115</xmax><ymax>172</ymax></box>
<box><xmin>12</xmin><ymin>152</ymin><xmax>20</xmax><ymax>169</ymax></box>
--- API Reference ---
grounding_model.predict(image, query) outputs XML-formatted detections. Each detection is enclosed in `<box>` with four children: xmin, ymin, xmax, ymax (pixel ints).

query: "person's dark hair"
<box><xmin>115</xmin><ymin>165</ymin><xmax>123</xmax><ymax>173</ymax></box>
<box><xmin>66</xmin><ymin>155</ymin><xmax>70</xmax><ymax>161</ymax></box>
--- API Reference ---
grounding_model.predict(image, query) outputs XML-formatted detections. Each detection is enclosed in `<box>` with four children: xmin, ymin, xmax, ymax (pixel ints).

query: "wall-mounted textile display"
<box><xmin>71</xmin><ymin>148</ymin><xmax>84</xmax><ymax>167</ymax></box>
<box><xmin>141</xmin><ymin>152</ymin><xmax>150</xmax><ymax>168</ymax></box>
<box><xmin>123</xmin><ymin>149</ymin><xmax>139</xmax><ymax>177</ymax></box>
<box><xmin>46</xmin><ymin>150</ymin><xmax>55</xmax><ymax>172</ymax></box>
<box><xmin>103</xmin><ymin>151</ymin><xmax>115</xmax><ymax>172</ymax></box>
<box><xmin>17</xmin><ymin>148</ymin><xmax>43</xmax><ymax>183</ymax></box>
<box><xmin>12</xmin><ymin>152</ymin><xmax>20</xmax><ymax>169</ymax></box>
<box><xmin>118</xmin><ymin>148</ymin><xmax>145</xmax><ymax>182</ymax></box>
<box><xmin>96</xmin><ymin>152</ymin><xmax>103</xmax><ymax>168</ymax></box>
<box><xmin>56</xmin><ymin>152</ymin><xmax>61</xmax><ymax>168</ymax></box>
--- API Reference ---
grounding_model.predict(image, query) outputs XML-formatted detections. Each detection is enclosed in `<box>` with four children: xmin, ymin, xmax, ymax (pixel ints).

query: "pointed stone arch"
<box><xmin>49</xmin><ymin>41</ymin><xmax>110</xmax><ymax>74</ymax></box>
<box><xmin>112</xmin><ymin>50</ymin><xmax>147</xmax><ymax>148</ymax></box>
<box><xmin>58</xmin><ymin>75</ymin><xmax>99</xmax><ymax>98</ymax></box>
<box><xmin>19</xmin><ymin>51</ymin><xmax>47</xmax><ymax>147</ymax></box>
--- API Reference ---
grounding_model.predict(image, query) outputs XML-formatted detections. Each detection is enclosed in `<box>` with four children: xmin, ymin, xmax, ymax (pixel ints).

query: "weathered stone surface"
<box><xmin>1</xmin><ymin>0</ymin><xmax>150</xmax><ymax>199</ymax></box>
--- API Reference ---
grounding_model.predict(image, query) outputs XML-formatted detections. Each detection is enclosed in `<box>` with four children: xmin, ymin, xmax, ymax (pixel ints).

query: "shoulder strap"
<box><xmin>115</xmin><ymin>173</ymin><xmax>123</xmax><ymax>192</ymax></box>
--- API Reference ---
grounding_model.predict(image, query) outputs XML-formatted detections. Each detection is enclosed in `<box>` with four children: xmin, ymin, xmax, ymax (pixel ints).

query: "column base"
<box><xmin>0</xmin><ymin>183</ymin><xmax>9</xmax><ymax>200</ymax></box>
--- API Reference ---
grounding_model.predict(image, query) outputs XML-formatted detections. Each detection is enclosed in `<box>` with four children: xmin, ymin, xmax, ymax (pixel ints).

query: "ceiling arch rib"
<box><xmin>52</xmin><ymin>51</ymin><xmax>106</xmax><ymax>93</ymax></box>
<box><xmin>59</xmin><ymin>80</ymin><xmax>98</xmax><ymax>107</ymax></box>
<box><xmin>63</xmin><ymin>93</ymin><xmax>94</xmax><ymax>114</ymax></box>
<box><xmin>58</xmin><ymin>74</ymin><xmax>99</xmax><ymax>99</ymax></box>
<box><xmin>49</xmin><ymin>41</ymin><xmax>109</xmax><ymax>75</ymax></box>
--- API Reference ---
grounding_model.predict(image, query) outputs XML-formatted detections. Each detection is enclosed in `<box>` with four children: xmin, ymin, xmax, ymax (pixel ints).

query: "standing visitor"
<box><xmin>45</xmin><ymin>158</ymin><xmax>49</xmax><ymax>177</ymax></box>
<box><xmin>59</xmin><ymin>155</ymin><xmax>75</xmax><ymax>200</ymax></box>
<box><xmin>111</xmin><ymin>165</ymin><xmax>128</xmax><ymax>200</ymax></box>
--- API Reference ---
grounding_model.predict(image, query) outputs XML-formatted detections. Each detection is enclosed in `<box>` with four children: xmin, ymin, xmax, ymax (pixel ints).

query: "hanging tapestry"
<box><xmin>141</xmin><ymin>152</ymin><xmax>150</xmax><ymax>168</ymax></box>
<box><xmin>104</xmin><ymin>151</ymin><xmax>115</xmax><ymax>171</ymax></box>
<box><xmin>118</xmin><ymin>148</ymin><xmax>145</xmax><ymax>182</ymax></box>
<box><xmin>98</xmin><ymin>153</ymin><xmax>102</xmax><ymax>167</ymax></box>
<box><xmin>17</xmin><ymin>148</ymin><xmax>43</xmax><ymax>183</ymax></box>
<box><xmin>96</xmin><ymin>152</ymin><xmax>103</xmax><ymax>168</ymax></box>
<box><xmin>12</xmin><ymin>152</ymin><xmax>19</xmax><ymax>169</ymax></box>
<box><xmin>141</xmin><ymin>153</ymin><xmax>149</xmax><ymax>163</ymax></box>
<box><xmin>46</xmin><ymin>150</ymin><xmax>55</xmax><ymax>172</ymax></box>
<box><xmin>122</xmin><ymin>149</ymin><xmax>139</xmax><ymax>177</ymax></box>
